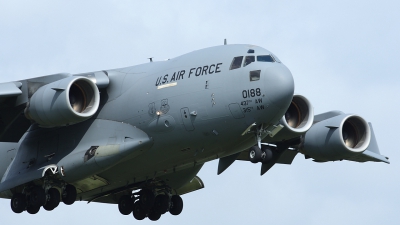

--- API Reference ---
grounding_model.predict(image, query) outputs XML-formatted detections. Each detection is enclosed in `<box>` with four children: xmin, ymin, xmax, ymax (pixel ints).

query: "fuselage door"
<box><xmin>180</xmin><ymin>107</ymin><xmax>194</xmax><ymax>131</ymax></box>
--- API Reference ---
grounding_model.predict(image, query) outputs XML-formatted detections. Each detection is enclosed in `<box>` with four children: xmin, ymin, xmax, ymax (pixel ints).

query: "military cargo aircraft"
<box><xmin>0</xmin><ymin>44</ymin><xmax>389</xmax><ymax>221</ymax></box>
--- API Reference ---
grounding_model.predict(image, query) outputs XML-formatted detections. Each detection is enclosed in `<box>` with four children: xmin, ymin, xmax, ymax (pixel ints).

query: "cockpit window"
<box><xmin>271</xmin><ymin>54</ymin><xmax>281</xmax><ymax>63</ymax></box>
<box><xmin>243</xmin><ymin>56</ymin><xmax>255</xmax><ymax>67</ymax></box>
<box><xmin>257</xmin><ymin>55</ymin><xmax>275</xmax><ymax>62</ymax></box>
<box><xmin>230</xmin><ymin>56</ymin><xmax>243</xmax><ymax>70</ymax></box>
<box><xmin>250</xmin><ymin>70</ymin><xmax>261</xmax><ymax>81</ymax></box>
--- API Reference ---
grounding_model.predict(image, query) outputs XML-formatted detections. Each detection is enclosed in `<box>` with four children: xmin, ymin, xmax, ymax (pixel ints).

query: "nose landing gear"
<box><xmin>249</xmin><ymin>145</ymin><xmax>274</xmax><ymax>163</ymax></box>
<box><xmin>249</xmin><ymin>124</ymin><xmax>274</xmax><ymax>163</ymax></box>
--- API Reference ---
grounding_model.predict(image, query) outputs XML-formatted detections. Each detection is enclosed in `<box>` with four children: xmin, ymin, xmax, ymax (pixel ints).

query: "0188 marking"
<box><xmin>242</xmin><ymin>88</ymin><xmax>261</xmax><ymax>99</ymax></box>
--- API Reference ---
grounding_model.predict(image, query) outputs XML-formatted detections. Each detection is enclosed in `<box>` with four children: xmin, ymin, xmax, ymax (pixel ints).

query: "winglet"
<box><xmin>367</xmin><ymin>123</ymin><xmax>381</xmax><ymax>154</ymax></box>
<box><xmin>346</xmin><ymin>123</ymin><xmax>389</xmax><ymax>164</ymax></box>
<box><xmin>363</xmin><ymin>123</ymin><xmax>389</xmax><ymax>163</ymax></box>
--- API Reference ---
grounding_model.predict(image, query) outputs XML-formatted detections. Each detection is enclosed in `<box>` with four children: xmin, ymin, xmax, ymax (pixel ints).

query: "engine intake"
<box><xmin>25</xmin><ymin>76</ymin><xmax>100</xmax><ymax>127</ymax></box>
<box><xmin>281</xmin><ymin>95</ymin><xmax>313</xmax><ymax>133</ymax></box>
<box><xmin>268</xmin><ymin>95</ymin><xmax>314</xmax><ymax>141</ymax></box>
<box><xmin>301</xmin><ymin>114</ymin><xmax>371</xmax><ymax>161</ymax></box>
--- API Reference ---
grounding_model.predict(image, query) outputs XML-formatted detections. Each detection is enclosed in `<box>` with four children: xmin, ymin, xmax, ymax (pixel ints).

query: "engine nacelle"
<box><xmin>25</xmin><ymin>76</ymin><xmax>100</xmax><ymax>127</ymax></box>
<box><xmin>301</xmin><ymin>114</ymin><xmax>371</xmax><ymax>161</ymax></box>
<box><xmin>269</xmin><ymin>95</ymin><xmax>314</xmax><ymax>141</ymax></box>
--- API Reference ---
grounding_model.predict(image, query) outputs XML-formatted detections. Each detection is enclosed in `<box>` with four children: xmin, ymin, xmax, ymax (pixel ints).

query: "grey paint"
<box><xmin>0</xmin><ymin>44</ymin><xmax>389</xmax><ymax>214</ymax></box>
<box><xmin>0</xmin><ymin>82</ymin><xmax>22</xmax><ymax>97</ymax></box>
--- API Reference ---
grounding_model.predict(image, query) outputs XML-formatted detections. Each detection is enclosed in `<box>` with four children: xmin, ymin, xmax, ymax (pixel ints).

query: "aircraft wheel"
<box><xmin>62</xmin><ymin>184</ymin><xmax>77</xmax><ymax>205</ymax></box>
<box><xmin>249</xmin><ymin>146</ymin><xmax>262</xmax><ymax>163</ymax></box>
<box><xmin>132</xmin><ymin>201</ymin><xmax>147</xmax><ymax>220</ymax></box>
<box><xmin>43</xmin><ymin>188</ymin><xmax>60</xmax><ymax>211</ymax></box>
<box><xmin>139</xmin><ymin>189</ymin><xmax>155</xmax><ymax>210</ymax></box>
<box><xmin>169</xmin><ymin>195</ymin><xmax>183</xmax><ymax>216</ymax></box>
<box><xmin>118</xmin><ymin>195</ymin><xmax>134</xmax><ymax>215</ymax></box>
<box><xmin>261</xmin><ymin>146</ymin><xmax>273</xmax><ymax>163</ymax></box>
<box><xmin>147</xmin><ymin>209</ymin><xmax>161</xmax><ymax>221</ymax></box>
<box><xmin>11</xmin><ymin>193</ymin><xmax>26</xmax><ymax>213</ymax></box>
<box><xmin>30</xmin><ymin>186</ymin><xmax>46</xmax><ymax>208</ymax></box>
<box><xmin>26</xmin><ymin>205</ymin><xmax>40</xmax><ymax>214</ymax></box>
<box><xmin>154</xmin><ymin>195</ymin><xmax>169</xmax><ymax>214</ymax></box>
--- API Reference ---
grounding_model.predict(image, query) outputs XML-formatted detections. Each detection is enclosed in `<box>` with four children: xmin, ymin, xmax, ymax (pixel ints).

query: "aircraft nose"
<box><xmin>264</xmin><ymin>65</ymin><xmax>294</xmax><ymax>110</ymax></box>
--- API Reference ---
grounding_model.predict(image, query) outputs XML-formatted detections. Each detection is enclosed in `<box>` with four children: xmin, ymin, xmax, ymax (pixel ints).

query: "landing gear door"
<box><xmin>180</xmin><ymin>107</ymin><xmax>194</xmax><ymax>131</ymax></box>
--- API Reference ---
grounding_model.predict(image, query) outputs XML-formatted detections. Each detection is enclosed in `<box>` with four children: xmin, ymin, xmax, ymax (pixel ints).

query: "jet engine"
<box><xmin>301</xmin><ymin>114</ymin><xmax>371</xmax><ymax>162</ymax></box>
<box><xmin>268</xmin><ymin>95</ymin><xmax>314</xmax><ymax>141</ymax></box>
<box><xmin>25</xmin><ymin>76</ymin><xmax>100</xmax><ymax>127</ymax></box>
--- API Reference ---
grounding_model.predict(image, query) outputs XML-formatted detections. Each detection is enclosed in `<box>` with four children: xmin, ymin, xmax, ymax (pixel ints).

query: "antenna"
<box><xmin>224</xmin><ymin>39</ymin><xmax>227</xmax><ymax>45</ymax></box>
<box><xmin>148</xmin><ymin>57</ymin><xmax>153</xmax><ymax>62</ymax></box>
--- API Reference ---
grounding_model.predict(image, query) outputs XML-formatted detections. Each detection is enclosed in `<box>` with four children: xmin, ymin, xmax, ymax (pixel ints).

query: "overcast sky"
<box><xmin>0</xmin><ymin>1</ymin><xmax>399</xmax><ymax>224</ymax></box>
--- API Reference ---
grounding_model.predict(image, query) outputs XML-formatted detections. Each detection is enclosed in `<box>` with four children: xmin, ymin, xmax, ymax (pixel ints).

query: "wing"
<box><xmin>0</xmin><ymin>82</ymin><xmax>29</xmax><ymax>142</ymax></box>
<box><xmin>217</xmin><ymin>94</ymin><xmax>389</xmax><ymax>176</ymax></box>
<box><xmin>0</xmin><ymin>73</ymin><xmax>72</xmax><ymax>142</ymax></box>
<box><xmin>0</xmin><ymin>72</ymin><xmax>112</xmax><ymax>193</ymax></box>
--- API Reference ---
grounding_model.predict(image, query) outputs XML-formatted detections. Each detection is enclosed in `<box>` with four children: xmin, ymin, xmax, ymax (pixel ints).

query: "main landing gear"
<box><xmin>10</xmin><ymin>184</ymin><xmax>77</xmax><ymax>214</ymax></box>
<box><xmin>117</xmin><ymin>188</ymin><xmax>184</xmax><ymax>221</ymax></box>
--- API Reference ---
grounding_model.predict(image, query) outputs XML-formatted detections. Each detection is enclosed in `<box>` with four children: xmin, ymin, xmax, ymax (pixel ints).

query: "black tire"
<box><xmin>139</xmin><ymin>189</ymin><xmax>155</xmax><ymax>210</ymax></box>
<box><xmin>133</xmin><ymin>201</ymin><xmax>147</xmax><ymax>220</ymax></box>
<box><xmin>261</xmin><ymin>146</ymin><xmax>273</xmax><ymax>163</ymax></box>
<box><xmin>169</xmin><ymin>195</ymin><xmax>183</xmax><ymax>216</ymax></box>
<box><xmin>26</xmin><ymin>205</ymin><xmax>40</xmax><ymax>214</ymax></box>
<box><xmin>11</xmin><ymin>193</ymin><xmax>26</xmax><ymax>214</ymax></box>
<box><xmin>249</xmin><ymin>146</ymin><xmax>262</xmax><ymax>163</ymax></box>
<box><xmin>154</xmin><ymin>195</ymin><xmax>169</xmax><ymax>214</ymax></box>
<box><xmin>43</xmin><ymin>188</ymin><xmax>60</xmax><ymax>211</ymax></box>
<box><xmin>118</xmin><ymin>195</ymin><xmax>133</xmax><ymax>215</ymax></box>
<box><xmin>147</xmin><ymin>209</ymin><xmax>161</xmax><ymax>221</ymax></box>
<box><xmin>30</xmin><ymin>186</ymin><xmax>46</xmax><ymax>208</ymax></box>
<box><xmin>62</xmin><ymin>184</ymin><xmax>77</xmax><ymax>205</ymax></box>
